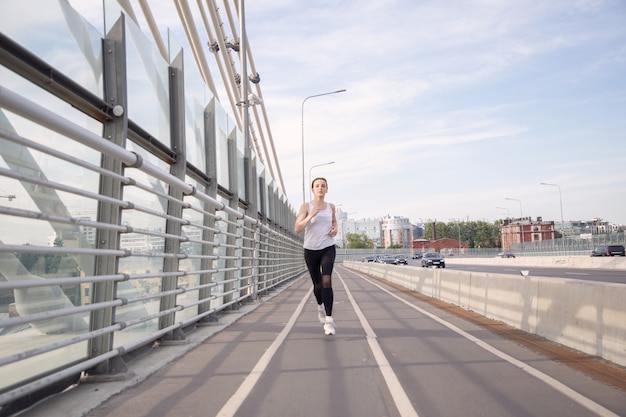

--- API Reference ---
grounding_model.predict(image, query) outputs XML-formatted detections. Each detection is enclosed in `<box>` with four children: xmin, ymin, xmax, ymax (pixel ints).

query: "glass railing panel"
<box><xmin>176</xmin><ymin>177</ymin><xmax>206</xmax><ymax>323</ymax></box>
<box><xmin>114</xmin><ymin>142</ymin><xmax>170</xmax><ymax>348</ymax></box>
<box><xmin>213</xmin><ymin>103</ymin><xmax>231</xmax><ymax>190</ymax></box>
<box><xmin>208</xmin><ymin>195</ymin><xmax>231</xmax><ymax>309</ymax></box>
<box><xmin>118</xmin><ymin>11</ymin><xmax>171</xmax><ymax>147</ymax></box>
<box><xmin>256</xmin><ymin>158</ymin><xmax>265</xmax><ymax>215</ymax></box>
<box><xmin>0</xmin><ymin>81</ymin><xmax>103</xmax><ymax>392</ymax></box>
<box><xmin>167</xmin><ymin>30</ymin><xmax>212</xmax><ymax>172</ymax></box>
<box><xmin>0</xmin><ymin>0</ymin><xmax>104</xmax><ymax>96</ymax></box>
<box><xmin>237</xmin><ymin>148</ymin><xmax>245</xmax><ymax>200</ymax></box>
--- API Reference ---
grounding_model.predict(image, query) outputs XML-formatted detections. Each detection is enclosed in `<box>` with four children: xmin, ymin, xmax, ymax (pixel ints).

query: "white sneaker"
<box><xmin>317</xmin><ymin>304</ymin><xmax>326</xmax><ymax>324</ymax></box>
<box><xmin>324</xmin><ymin>316</ymin><xmax>335</xmax><ymax>335</ymax></box>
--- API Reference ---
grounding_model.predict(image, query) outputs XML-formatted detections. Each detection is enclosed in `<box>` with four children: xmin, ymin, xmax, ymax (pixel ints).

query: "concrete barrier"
<box><xmin>344</xmin><ymin>261</ymin><xmax>626</xmax><ymax>368</ymax></box>
<box><xmin>444</xmin><ymin>255</ymin><xmax>626</xmax><ymax>269</ymax></box>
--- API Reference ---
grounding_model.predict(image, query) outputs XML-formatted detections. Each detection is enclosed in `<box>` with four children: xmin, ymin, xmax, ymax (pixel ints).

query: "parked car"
<box><xmin>394</xmin><ymin>254</ymin><xmax>408</xmax><ymax>265</ymax></box>
<box><xmin>361</xmin><ymin>256</ymin><xmax>377</xmax><ymax>262</ymax></box>
<box><xmin>497</xmin><ymin>252</ymin><xmax>516</xmax><ymax>258</ymax></box>
<box><xmin>421</xmin><ymin>252</ymin><xmax>445</xmax><ymax>268</ymax></box>
<box><xmin>376</xmin><ymin>255</ymin><xmax>398</xmax><ymax>264</ymax></box>
<box><xmin>412</xmin><ymin>252</ymin><xmax>422</xmax><ymax>259</ymax></box>
<box><xmin>591</xmin><ymin>245</ymin><xmax>626</xmax><ymax>257</ymax></box>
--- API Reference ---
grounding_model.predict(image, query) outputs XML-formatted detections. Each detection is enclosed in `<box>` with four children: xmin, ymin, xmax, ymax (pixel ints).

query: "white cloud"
<box><xmin>66</xmin><ymin>0</ymin><xmax>626</xmax><ymax>225</ymax></box>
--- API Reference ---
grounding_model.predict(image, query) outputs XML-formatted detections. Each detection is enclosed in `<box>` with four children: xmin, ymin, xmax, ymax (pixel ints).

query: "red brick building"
<box><xmin>411</xmin><ymin>238</ymin><xmax>468</xmax><ymax>255</ymax></box>
<box><xmin>500</xmin><ymin>217</ymin><xmax>555</xmax><ymax>251</ymax></box>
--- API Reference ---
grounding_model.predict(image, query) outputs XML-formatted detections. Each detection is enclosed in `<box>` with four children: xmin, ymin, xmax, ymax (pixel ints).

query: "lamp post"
<box><xmin>505</xmin><ymin>197</ymin><xmax>524</xmax><ymax>251</ymax></box>
<box><xmin>540</xmin><ymin>182</ymin><xmax>565</xmax><ymax>254</ymax></box>
<box><xmin>301</xmin><ymin>89</ymin><xmax>346</xmax><ymax>203</ymax></box>
<box><xmin>308</xmin><ymin>161</ymin><xmax>335</xmax><ymax>200</ymax></box>
<box><xmin>496</xmin><ymin>206</ymin><xmax>510</xmax><ymax>219</ymax></box>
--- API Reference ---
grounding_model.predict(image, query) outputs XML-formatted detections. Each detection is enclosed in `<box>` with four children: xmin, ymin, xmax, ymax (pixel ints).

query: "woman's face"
<box><xmin>311</xmin><ymin>179</ymin><xmax>328</xmax><ymax>196</ymax></box>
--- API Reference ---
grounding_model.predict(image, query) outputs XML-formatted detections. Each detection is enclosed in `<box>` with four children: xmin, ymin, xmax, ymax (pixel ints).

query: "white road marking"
<box><xmin>216</xmin><ymin>286</ymin><xmax>313</xmax><ymax>417</ymax></box>
<box><xmin>349</xmin><ymin>268</ymin><xmax>619</xmax><ymax>417</ymax></box>
<box><xmin>337</xmin><ymin>271</ymin><xmax>420</xmax><ymax>417</ymax></box>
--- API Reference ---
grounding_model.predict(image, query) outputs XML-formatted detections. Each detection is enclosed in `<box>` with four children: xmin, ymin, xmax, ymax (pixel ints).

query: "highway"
<box><xmin>405</xmin><ymin>259</ymin><xmax>626</xmax><ymax>284</ymax></box>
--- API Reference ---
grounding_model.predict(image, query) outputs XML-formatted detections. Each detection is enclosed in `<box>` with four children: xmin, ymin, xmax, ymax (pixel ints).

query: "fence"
<box><xmin>0</xmin><ymin>4</ymin><xmax>304</xmax><ymax>413</ymax></box>
<box><xmin>334</xmin><ymin>232</ymin><xmax>626</xmax><ymax>262</ymax></box>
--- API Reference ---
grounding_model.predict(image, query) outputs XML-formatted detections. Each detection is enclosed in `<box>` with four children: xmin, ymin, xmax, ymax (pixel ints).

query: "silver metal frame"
<box><xmin>0</xmin><ymin>5</ymin><xmax>303</xmax><ymax>410</ymax></box>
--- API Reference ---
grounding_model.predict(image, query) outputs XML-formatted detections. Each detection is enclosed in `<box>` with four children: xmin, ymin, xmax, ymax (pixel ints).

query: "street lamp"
<box><xmin>496</xmin><ymin>206</ymin><xmax>510</xmax><ymax>219</ymax></box>
<box><xmin>301</xmin><ymin>89</ymin><xmax>346</xmax><ymax>203</ymax></box>
<box><xmin>308</xmin><ymin>161</ymin><xmax>335</xmax><ymax>200</ymax></box>
<box><xmin>505</xmin><ymin>198</ymin><xmax>523</xmax><ymax>218</ymax></box>
<box><xmin>540</xmin><ymin>182</ymin><xmax>565</xmax><ymax>254</ymax></box>
<box><xmin>505</xmin><ymin>197</ymin><xmax>524</xmax><ymax>250</ymax></box>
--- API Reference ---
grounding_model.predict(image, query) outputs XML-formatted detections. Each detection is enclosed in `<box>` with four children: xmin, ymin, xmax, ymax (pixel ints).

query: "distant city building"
<box><xmin>381</xmin><ymin>215</ymin><xmax>413</xmax><ymax>248</ymax></box>
<box><xmin>411</xmin><ymin>238</ymin><xmax>468</xmax><ymax>255</ymax></box>
<box><xmin>336</xmin><ymin>210</ymin><xmax>382</xmax><ymax>247</ymax></box>
<box><xmin>562</xmin><ymin>218</ymin><xmax>620</xmax><ymax>236</ymax></box>
<box><xmin>77</xmin><ymin>216</ymin><xmax>97</xmax><ymax>247</ymax></box>
<box><xmin>412</xmin><ymin>224</ymin><xmax>424</xmax><ymax>239</ymax></box>
<box><xmin>500</xmin><ymin>217</ymin><xmax>555</xmax><ymax>251</ymax></box>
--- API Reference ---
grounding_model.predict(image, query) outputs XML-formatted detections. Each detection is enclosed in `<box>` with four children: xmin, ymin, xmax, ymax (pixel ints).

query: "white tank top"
<box><xmin>303</xmin><ymin>202</ymin><xmax>335</xmax><ymax>250</ymax></box>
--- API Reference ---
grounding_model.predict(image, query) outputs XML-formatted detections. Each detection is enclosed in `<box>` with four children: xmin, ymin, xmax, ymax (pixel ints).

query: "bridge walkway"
<box><xmin>21</xmin><ymin>265</ymin><xmax>626</xmax><ymax>417</ymax></box>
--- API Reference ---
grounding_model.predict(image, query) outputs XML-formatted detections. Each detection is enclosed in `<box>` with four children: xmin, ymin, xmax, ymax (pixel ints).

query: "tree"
<box><xmin>422</xmin><ymin>220</ymin><xmax>501</xmax><ymax>248</ymax></box>
<box><xmin>45</xmin><ymin>236</ymin><xmax>64</xmax><ymax>274</ymax></box>
<box><xmin>345</xmin><ymin>232</ymin><xmax>375</xmax><ymax>249</ymax></box>
<box><xmin>15</xmin><ymin>237</ymin><xmax>64</xmax><ymax>274</ymax></box>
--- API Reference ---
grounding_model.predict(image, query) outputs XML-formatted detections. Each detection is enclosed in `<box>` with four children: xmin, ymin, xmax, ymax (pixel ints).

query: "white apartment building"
<box><xmin>380</xmin><ymin>215</ymin><xmax>413</xmax><ymax>248</ymax></box>
<box><xmin>336</xmin><ymin>210</ymin><xmax>382</xmax><ymax>247</ymax></box>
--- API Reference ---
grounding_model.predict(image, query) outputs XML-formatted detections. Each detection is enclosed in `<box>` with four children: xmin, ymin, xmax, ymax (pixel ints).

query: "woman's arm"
<box><xmin>294</xmin><ymin>203</ymin><xmax>317</xmax><ymax>234</ymax></box>
<box><xmin>328</xmin><ymin>204</ymin><xmax>338</xmax><ymax>237</ymax></box>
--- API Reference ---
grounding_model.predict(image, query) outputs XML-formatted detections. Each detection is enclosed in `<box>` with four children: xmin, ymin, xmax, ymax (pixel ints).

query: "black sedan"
<box><xmin>421</xmin><ymin>252</ymin><xmax>445</xmax><ymax>268</ymax></box>
<box><xmin>376</xmin><ymin>255</ymin><xmax>397</xmax><ymax>264</ymax></box>
<box><xmin>394</xmin><ymin>255</ymin><xmax>408</xmax><ymax>265</ymax></box>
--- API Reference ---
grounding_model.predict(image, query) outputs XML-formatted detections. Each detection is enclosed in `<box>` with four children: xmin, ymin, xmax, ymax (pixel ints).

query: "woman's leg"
<box><xmin>304</xmin><ymin>249</ymin><xmax>323</xmax><ymax>305</ymax></box>
<box><xmin>320</xmin><ymin>246</ymin><xmax>336</xmax><ymax>316</ymax></box>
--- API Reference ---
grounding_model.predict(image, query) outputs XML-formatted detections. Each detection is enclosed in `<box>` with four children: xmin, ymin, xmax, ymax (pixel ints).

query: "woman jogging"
<box><xmin>294</xmin><ymin>177</ymin><xmax>338</xmax><ymax>335</ymax></box>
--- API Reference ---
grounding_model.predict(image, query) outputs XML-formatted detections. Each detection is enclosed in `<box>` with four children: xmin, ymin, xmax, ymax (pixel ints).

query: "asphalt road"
<box><xmin>75</xmin><ymin>265</ymin><xmax>625</xmax><ymax>417</ymax></box>
<box><xmin>406</xmin><ymin>259</ymin><xmax>626</xmax><ymax>284</ymax></box>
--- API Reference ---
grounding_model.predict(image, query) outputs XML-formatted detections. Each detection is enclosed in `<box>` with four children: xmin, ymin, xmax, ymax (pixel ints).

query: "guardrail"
<box><xmin>344</xmin><ymin>260</ymin><xmax>626</xmax><ymax>368</ymax></box>
<box><xmin>0</xmin><ymin>6</ymin><xmax>304</xmax><ymax>413</ymax></box>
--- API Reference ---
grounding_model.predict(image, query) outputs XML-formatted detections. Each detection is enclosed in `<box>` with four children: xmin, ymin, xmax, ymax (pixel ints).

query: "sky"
<box><xmin>243</xmin><ymin>0</ymin><xmax>626</xmax><ymax>226</ymax></box>
<box><xmin>72</xmin><ymin>0</ymin><xmax>626</xmax><ymax>226</ymax></box>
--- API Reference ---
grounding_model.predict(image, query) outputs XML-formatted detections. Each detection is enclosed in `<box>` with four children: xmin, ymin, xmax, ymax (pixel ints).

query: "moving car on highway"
<box><xmin>376</xmin><ymin>255</ymin><xmax>398</xmax><ymax>264</ymax></box>
<box><xmin>394</xmin><ymin>254</ymin><xmax>408</xmax><ymax>265</ymax></box>
<box><xmin>421</xmin><ymin>252</ymin><xmax>445</xmax><ymax>268</ymax></box>
<box><xmin>591</xmin><ymin>245</ymin><xmax>625</xmax><ymax>257</ymax></box>
<box><xmin>497</xmin><ymin>252</ymin><xmax>516</xmax><ymax>258</ymax></box>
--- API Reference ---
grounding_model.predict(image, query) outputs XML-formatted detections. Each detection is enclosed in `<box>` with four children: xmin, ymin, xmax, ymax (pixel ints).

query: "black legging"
<box><xmin>304</xmin><ymin>245</ymin><xmax>336</xmax><ymax>317</ymax></box>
